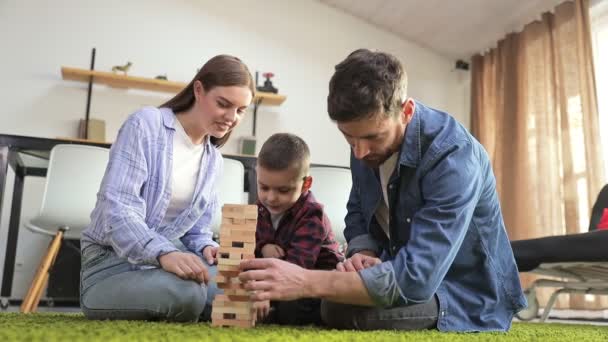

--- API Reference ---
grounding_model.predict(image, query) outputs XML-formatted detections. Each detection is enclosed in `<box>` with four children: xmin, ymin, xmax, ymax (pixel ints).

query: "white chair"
<box><xmin>211</xmin><ymin>157</ymin><xmax>247</xmax><ymax>237</ymax></box>
<box><xmin>21</xmin><ymin>144</ymin><xmax>109</xmax><ymax>312</ymax></box>
<box><xmin>309</xmin><ymin>166</ymin><xmax>352</xmax><ymax>248</ymax></box>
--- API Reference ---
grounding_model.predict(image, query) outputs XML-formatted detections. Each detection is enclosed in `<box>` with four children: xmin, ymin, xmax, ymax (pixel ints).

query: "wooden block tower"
<box><xmin>211</xmin><ymin>204</ymin><xmax>258</xmax><ymax>328</ymax></box>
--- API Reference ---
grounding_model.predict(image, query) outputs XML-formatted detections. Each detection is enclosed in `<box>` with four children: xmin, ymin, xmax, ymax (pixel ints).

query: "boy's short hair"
<box><xmin>327</xmin><ymin>49</ymin><xmax>408</xmax><ymax>122</ymax></box>
<box><xmin>258</xmin><ymin>133</ymin><xmax>310</xmax><ymax>177</ymax></box>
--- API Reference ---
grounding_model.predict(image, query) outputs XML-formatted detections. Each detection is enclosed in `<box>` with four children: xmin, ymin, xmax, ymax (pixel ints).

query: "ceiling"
<box><xmin>318</xmin><ymin>0</ymin><xmax>565</xmax><ymax>59</ymax></box>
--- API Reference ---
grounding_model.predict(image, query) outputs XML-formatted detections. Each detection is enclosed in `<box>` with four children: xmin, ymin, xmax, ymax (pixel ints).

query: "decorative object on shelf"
<box><xmin>240</xmin><ymin>136</ymin><xmax>256</xmax><ymax>156</ymax></box>
<box><xmin>79</xmin><ymin>118</ymin><xmax>106</xmax><ymax>142</ymax></box>
<box><xmin>111</xmin><ymin>61</ymin><xmax>132</xmax><ymax>75</ymax></box>
<box><xmin>155</xmin><ymin>74</ymin><xmax>168</xmax><ymax>80</ymax></box>
<box><xmin>256</xmin><ymin>72</ymin><xmax>278</xmax><ymax>94</ymax></box>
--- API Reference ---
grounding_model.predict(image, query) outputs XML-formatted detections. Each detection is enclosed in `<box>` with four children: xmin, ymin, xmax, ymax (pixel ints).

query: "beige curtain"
<box><xmin>471</xmin><ymin>0</ymin><xmax>606</xmax><ymax>310</ymax></box>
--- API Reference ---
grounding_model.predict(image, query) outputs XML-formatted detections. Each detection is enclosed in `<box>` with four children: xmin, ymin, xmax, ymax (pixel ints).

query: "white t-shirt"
<box><xmin>375</xmin><ymin>152</ymin><xmax>399</xmax><ymax>238</ymax></box>
<box><xmin>270</xmin><ymin>213</ymin><xmax>284</xmax><ymax>231</ymax></box>
<box><xmin>160</xmin><ymin>118</ymin><xmax>205</xmax><ymax>227</ymax></box>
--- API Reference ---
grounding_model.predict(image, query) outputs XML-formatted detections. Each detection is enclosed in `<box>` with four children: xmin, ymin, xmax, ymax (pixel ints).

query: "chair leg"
<box><xmin>31</xmin><ymin>272</ymin><xmax>49</xmax><ymax>312</ymax></box>
<box><xmin>20</xmin><ymin>230</ymin><xmax>64</xmax><ymax>313</ymax></box>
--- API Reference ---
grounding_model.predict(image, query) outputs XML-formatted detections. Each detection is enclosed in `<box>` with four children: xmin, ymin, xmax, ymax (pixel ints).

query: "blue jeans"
<box><xmin>80</xmin><ymin>242</ymin><xmax>219</xmax><ymax>322</ymax></box>
<box><xmin>320</xmin><ymin>295</ymin><xmax>439</xmax><ymax>330</ymax></box>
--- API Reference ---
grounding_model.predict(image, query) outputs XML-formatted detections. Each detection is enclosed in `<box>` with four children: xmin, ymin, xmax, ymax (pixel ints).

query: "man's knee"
<box><xmin>321</xmin><ymin>300</ymin><xmax>357</xmax><ymax>329</ymax></box>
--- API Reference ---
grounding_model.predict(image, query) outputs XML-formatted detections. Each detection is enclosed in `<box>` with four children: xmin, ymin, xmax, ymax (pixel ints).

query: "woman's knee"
<box><xmin>165</xmin><ymin>280</ymin><xmax>207</xmax><ymax>322</ymax></box>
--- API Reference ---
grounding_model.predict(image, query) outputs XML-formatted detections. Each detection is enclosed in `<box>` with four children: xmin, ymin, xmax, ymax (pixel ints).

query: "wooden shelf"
<box><xmin>61</xmin><ymin>66</ymin><xmax>286</xmax><ymax>106</ymax></box>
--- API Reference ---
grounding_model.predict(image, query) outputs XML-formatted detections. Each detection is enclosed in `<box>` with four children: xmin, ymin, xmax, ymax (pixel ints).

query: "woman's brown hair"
<box><xmin>161</xmin><ymin>55</ymin><xmax>255</xmax><ymax>147</ymax></box>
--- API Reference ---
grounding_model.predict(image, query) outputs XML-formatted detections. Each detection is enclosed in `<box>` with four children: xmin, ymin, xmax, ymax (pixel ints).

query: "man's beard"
<box><xmin>362</xmin><ymin>153</ymin><xmax>391</xmax><ymax>168</ymax></box>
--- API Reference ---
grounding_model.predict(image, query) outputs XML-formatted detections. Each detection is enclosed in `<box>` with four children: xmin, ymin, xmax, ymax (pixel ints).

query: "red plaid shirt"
<box><xmin>255</xmin><ymin>191</ymin><xmax>344</xmax><ymax>270</ymax></box>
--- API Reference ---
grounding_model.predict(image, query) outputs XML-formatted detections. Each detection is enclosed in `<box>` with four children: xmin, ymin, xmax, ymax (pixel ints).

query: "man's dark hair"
<box><xmin>327</xmin><ymin>49</ymin><xmax>408</xmax><ymax>122</ymax></box>
<box><xmin>258</xmin><ymin>133</ymin><xmax>310</xmax><ymax>176</ymax></box>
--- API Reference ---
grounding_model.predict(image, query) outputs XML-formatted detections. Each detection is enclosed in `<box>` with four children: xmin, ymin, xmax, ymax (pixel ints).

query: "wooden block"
<box><xmin>219</xmin><ymin>233</ymin><xmax>255</xmax><ymax>243</ymax></box>
<box><xmin>222</xmin><ymin>204</ymin><xmax>258</xmax><ymax>219</ymax></box>
<box><xmin>211</xmin><ymin>318</ymin><xmax>255</xmax><ymax>328</ymax></box>
<box><xmin>219</xmin><ymin>246</ymin><xmax>252</xmax><ymax>255</ymax></box>
<box><xmin>218</xmin><ymin>263</ymin><xmax>239</xmax><ymax>271</ymax></box>
<box><xmin>217</xmin><ymin>253</ymin><xmax>243</xmax><ymax>262</ymax></box>
<box><xmin>214</xmin><ymin>275</ymin><xmax>242</xmax><ymax>284</ymax></box>
<box><xmin>214</xmin><ymin>294</ymin><xmax>251</xmax><ymax>303</ymax></box>
<box><xmin>218</xmin><ymin>258</ymin><xmax>241</xmax><ymax>266</ymax></box>
<box><xmin>212</xmin><ymin>300</ymin><xmax>251</xmax><ymax>309</ymax></box>
<box><xmin>215</xmin><ymin>293</ymin><xmax>251</xmax><ymax>303</ymax></box>
<box><xmin>218</xmin><ymin>270</ymin><xmax>240</xmax><ymax>277</ymax></box>
<box><xmin>217</xmin><ymin>282</ymin><xmax>244</xmax><ymax>290</ymax></box>
<box><xmin>222</xmin><ymin>226</ymin><xmax>257</xmax><ymax>235</ymax></box>
<box><xmin>212</xmin><ymin>312</ymin><xmax>254</xmax><ymax>321</ymax></box>
<box><xmin>223</xmin><ymin>288</ymin><xmax>250</xmax><ymax>296</ymax></box>
<box><xmin>222</xmin><ymin>223</ymin><xmax>256</xmax><ymax>231</ymax></box>
<box><xmin>213</xmin><ymin>305</ymin><xmax>254</xmax><ymax>315</ymax></box>
<box><xmin>223</xmin><ymin>241</ymin><xmax>254</xmax><ymax>251</ymax></box>
<box><xmin>218</xmin><ymin>253</ymin><xmax>255</xmax><ymax>261</ymax></box>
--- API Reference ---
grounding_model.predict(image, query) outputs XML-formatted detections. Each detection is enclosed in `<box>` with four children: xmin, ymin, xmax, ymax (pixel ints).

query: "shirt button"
<box><xmin>406</xmin><ymin>217</ymin><xmax>411</xmax><ymax>223</ymax></box>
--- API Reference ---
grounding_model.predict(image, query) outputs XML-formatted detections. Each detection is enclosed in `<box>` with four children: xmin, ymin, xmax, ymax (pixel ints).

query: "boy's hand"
<box><xmin>253</xmin><ymin>300</ymin><xmax>271</xmax><ymax>321</ymax></box>
<box><xmin>202</xmin><ymin>246</ymin><xmax>218</xmax><ymax>265</ymax></box>
<box><xmin>158</xmin><ymin>251</ymin><xmax>210</xmax><ymax>284</ymax></box>
<box><xmin>261</xmin><ymin>244</ymin><xmax>285</xmax><ymax>259</ymax></box>
<box><xmin>336</xmin><ymin>252</ymin><xmax>381</xmax><ymax>272</ymax></box>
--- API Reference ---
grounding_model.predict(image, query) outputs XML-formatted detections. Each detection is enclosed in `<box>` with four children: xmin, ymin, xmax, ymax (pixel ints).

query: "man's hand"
<box><xmin>202</xmin><ymin>246</ymin><xmax>219</xmax><ymax>265</ymax></box>
<box><xmin>261</xmin><ymin>244</ymin><xmax>285</xmax><ymax>259</ymax></box>
<box><xmin>159</xmin><ymin>251</ymin><xmax>209</xmax><ymax>284</ymax></box>
<box><xmin>336</xmin><ymin>251</ymin><xmax>381</xmax><ymax>272</ymax></box>
<box><xmin>239</xmin><ymin>258</ymin><xmax>310</xmax><ymax>301</ymax></box>
<box><xmin>253</xmin><ymin>300</ymin><xmax>271</xmax><ymax>321</ymax></box>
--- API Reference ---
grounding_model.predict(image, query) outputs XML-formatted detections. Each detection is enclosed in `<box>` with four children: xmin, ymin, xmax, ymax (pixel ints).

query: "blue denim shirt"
<box><xmin>81</xmin><ymin>107</ymin><xmax>220</xmax><ymax>266</ymax></box>
<box><xmin>347</xmin><ymin>101</ymin><xmax>526</xmax><ymax>332</ymax></box>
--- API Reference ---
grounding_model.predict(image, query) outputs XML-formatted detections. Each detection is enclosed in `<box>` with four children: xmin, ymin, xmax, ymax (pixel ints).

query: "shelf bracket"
<box><xmin>84</xmin><ymin>48</ymin><xmax>96</xmax><ymax>139</ymax></box>
<box><xmin>252</xmin><ymin>97</ymin><xmax>263</xmax><ymax>137</ymax></box>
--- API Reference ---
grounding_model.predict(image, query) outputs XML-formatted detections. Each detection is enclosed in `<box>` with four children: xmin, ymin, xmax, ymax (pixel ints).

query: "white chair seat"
<box><xmin>309</xmin><ymin>166</ymin><xmax>352</xmax><ymax>246</ymax></box>
<box><xmin>25</xmin><ymin>144</ymin><xmax>110</xmax><ymax>239</ymax></box>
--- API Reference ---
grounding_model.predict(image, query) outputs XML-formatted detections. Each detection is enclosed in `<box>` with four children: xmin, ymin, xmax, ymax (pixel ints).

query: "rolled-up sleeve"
<box><xmin>100</xmin><ymin>118</ymin><xmax>177</xmax><ymax>265</ymax></box>
<box><xmin>358</xmin><ymin>142</ymin><xmax>482</xmax><ymax>307</ymax></box>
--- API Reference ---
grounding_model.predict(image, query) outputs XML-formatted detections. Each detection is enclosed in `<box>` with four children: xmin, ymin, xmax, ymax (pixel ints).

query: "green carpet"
<box><xmin>1</xmin><ymin>312</ymin><xmax>607</xmax><ymax>341</ymax></box>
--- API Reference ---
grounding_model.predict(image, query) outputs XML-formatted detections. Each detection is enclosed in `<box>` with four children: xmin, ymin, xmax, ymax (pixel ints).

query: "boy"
<box><xmin>255</xmin><ymin>133</ymin><xmax>344</xmax><ymax>325</ymax></box>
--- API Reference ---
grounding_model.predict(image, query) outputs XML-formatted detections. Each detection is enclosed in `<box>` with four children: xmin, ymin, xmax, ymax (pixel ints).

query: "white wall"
<box><xmin>0</xmin><ymin>0</ymin><xmax>467</xmax><ymax>299</ymax></box>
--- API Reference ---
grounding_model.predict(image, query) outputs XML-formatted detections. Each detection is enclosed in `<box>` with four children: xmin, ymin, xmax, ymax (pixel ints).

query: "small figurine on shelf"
<box><xmin>111</xmin><ymin>61</ymin><xmax>132</xmax><ymax>75</ymax></box>
<box><xmin>256</xmin><ymin>72</ymin><xmax>278</xmax><ymax>93</ymax></box>
<box><xmin>155</xmin><ymin>74</ymin><xmax>168</xmax><ymax>80</ymax></box>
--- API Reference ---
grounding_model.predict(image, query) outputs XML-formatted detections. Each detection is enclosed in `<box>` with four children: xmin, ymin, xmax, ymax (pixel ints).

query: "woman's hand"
<box><xmin>159</xmin><ymin>251</ymin><xmax>209</xmax><ymax>284</ymax></box>
<box><xmin>202</xmin><ymin>246</ymin><xmax>219</xmax><ymax>265</ymax></box>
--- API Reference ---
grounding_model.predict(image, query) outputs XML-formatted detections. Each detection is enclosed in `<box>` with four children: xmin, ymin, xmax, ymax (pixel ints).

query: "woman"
<box><xmin>80</xmin><ymin>55</ymin><xmax>254</xmax><ymax>322</ymax></box>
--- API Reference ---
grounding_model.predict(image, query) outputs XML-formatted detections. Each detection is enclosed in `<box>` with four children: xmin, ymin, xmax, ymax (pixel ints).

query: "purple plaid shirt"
<box><xmin>81</xmin><ymin>107</ymin><xmax>220</xmax><ymax>266</ymax></box>
<box><xmin>255</xmin><ymin>191</ymin><xmax>344</xmax><ymax>270</ymax></box>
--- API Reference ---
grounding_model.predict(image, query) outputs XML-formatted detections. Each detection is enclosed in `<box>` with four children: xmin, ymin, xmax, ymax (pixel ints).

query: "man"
<box><xmin>240</xmin><ymin>49</ymin><xmax>526</xmax><ymax>332</ymax></box>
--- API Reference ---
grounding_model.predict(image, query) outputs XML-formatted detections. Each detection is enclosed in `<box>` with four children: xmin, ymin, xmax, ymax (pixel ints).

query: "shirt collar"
<box><xmin>398</xmin><ymin>100</ymin><xmax>422</xmax><ymax>168</ymax></box>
